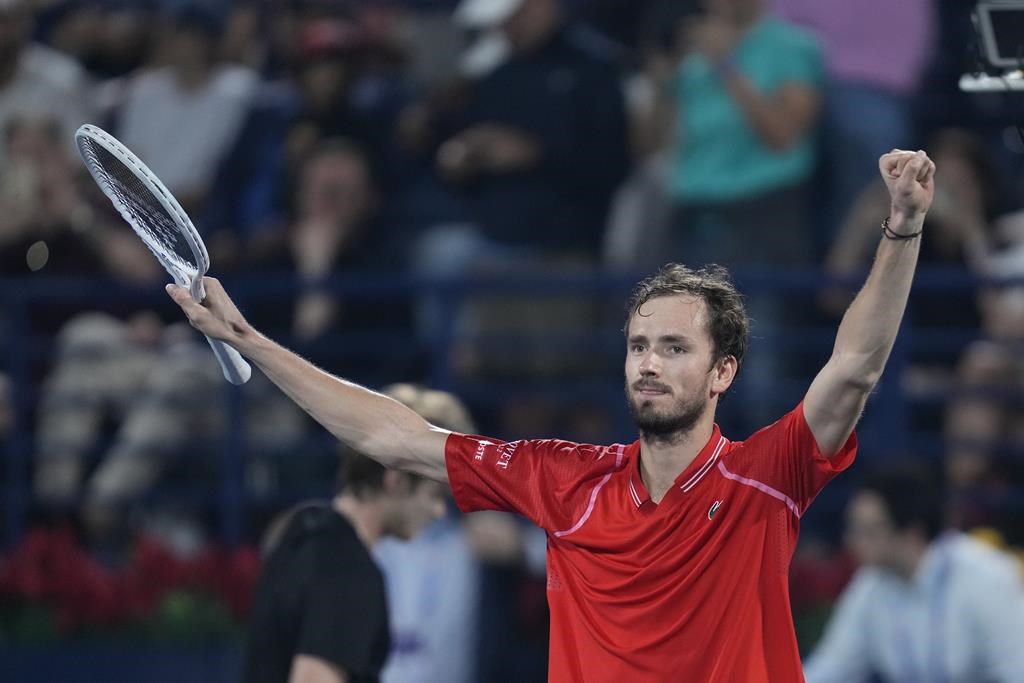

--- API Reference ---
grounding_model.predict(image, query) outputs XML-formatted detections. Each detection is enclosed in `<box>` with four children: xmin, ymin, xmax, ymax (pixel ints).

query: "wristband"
<box><xmin>881</xmin><ymin>216</ymin><xmax>922</xmax><ymax>240</ymax></box>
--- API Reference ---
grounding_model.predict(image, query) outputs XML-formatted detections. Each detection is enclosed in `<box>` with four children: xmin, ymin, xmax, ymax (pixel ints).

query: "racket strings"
<box><xmin>79</xmin><ymin>138</ymin><xmax>198</xmax><ymax>276</ymax></box>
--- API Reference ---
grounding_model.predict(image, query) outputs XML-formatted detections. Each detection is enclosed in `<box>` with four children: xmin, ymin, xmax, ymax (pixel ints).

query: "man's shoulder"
<box><xmin>721</xmin><ymin>406</ymin><xmax>805</xmax><ymax>454</ymax></box>
<box><xmin>527</xmin><ymin>438</ymin><xmax>633</xmax><ymax>468</ymax></box>
<box><xmin>457</xmin><ymin>435</ymin><xmax>633</xmax><ymax>484</ymax></box>
<box><xmin>271</xmin><ymin>502</ymin><xmax>372</xmax><ymax>568</ymax></box>
<box><xmin>950</xmin><ymin>533</ymin><xmax>1023</xmax><ymax>585</ymax></box>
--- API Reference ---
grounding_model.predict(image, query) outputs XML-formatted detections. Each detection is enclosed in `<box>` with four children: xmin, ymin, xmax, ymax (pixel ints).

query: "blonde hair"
<box><xmin>381</xmin><ymin>383</ymin><xmax>478</xmax><ymax>434</ymax></box>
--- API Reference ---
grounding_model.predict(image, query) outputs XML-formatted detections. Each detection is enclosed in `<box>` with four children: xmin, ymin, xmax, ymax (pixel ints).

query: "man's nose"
<box><xmin>638</xmin><ymin>350</ymin><xmax>660</xmax><ymax>376</ymax></box>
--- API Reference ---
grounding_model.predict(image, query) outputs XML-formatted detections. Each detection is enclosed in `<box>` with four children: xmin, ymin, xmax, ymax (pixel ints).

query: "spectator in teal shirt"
<box><xmin>673</xmin><ymin>16</ymin><xmax>821</xmax><ymax>203</ymax></box>
<box><xmin>643</xmin><ymin>0</ymin><xmax>823</xmax><ymax>267</ymax></box>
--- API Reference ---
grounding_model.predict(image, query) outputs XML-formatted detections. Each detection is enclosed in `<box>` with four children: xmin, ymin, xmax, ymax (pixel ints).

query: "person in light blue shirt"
<box><xmin>375</xmin><ymin>513</ymin><xmax>479</xmax><ymax>683</ymax></box>
<box><xmin>804</xmin><ymin>463</ymin><xmax>1024</xmax><ymax>683</ymax></box>
<box><xmin>371</xmin><ymin>383</ymin><xmax>548</xmax><ymax>683</ymax></box>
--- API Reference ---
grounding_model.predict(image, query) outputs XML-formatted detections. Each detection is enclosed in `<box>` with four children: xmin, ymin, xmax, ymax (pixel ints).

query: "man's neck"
<box><xmin>639</xmin><ymin>417</ymin><xmax>715</xmax><ymax>504</ymax></box>
<box><xmin>332</xmin><ymin>494</ymin><xmax>383</xmax><ymax>548</ymax></box>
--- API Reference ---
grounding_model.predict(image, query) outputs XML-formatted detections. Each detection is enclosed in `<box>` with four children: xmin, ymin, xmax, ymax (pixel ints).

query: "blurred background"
<box><xmin>0</xmin><ymin>0</ymin><xmax>1023</xmax><ymax>681</ymax></box>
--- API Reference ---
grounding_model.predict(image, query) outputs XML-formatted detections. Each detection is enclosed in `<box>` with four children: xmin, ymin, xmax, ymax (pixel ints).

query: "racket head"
<box><xmin>75</xmin><ymin>124</ymin><xmax>210</xmax><ymax>300</ymax></box>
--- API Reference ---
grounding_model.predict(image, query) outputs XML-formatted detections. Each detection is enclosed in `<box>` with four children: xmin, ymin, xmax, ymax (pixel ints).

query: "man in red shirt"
<box><xmin>168</xmin><ymin>149</ymin><xmax>936</xmax><ymax>681</ymax></box>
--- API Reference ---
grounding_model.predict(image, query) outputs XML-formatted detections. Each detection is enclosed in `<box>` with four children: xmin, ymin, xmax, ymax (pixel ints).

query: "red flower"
<box><xmin>0</xmin><ymin>525</ymin><xmax>261</xmax><ymax>638</ymax></box>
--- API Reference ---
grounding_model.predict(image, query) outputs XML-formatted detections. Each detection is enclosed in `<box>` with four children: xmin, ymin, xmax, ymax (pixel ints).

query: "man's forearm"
<box><xmin>234</xmin><ymin>327</ymin><xmax>448</xmax><ymax>480</ymax></box>
<box><xmin>831</xmin><ymin>211</ymin><xmax>923</xmax><ymax>385</ymax></box>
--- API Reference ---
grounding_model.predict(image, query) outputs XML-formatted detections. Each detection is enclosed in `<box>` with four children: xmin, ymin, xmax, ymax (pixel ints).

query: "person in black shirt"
<box><xmin>432</xmin><ymin>0</ymin><xmax>629</xmax><ymax>257</ymax></box>
<box><xmin>244</xmin><ymin>449</ymin><xmax>448</xmax><ymax>683</ymax></box>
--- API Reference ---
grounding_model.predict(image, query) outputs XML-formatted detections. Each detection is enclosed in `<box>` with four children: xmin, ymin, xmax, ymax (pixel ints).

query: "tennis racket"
<box><xmin>75</xmin><ymin>124</ymin><xmax>252</xmax><ymax>385</ymax></box>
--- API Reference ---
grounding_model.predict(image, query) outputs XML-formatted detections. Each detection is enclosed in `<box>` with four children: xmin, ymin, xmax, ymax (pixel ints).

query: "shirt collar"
<box><xmin>627</xmin><ymin>425</ymin><xmax>727</xmax><ymax>508</ymax></box>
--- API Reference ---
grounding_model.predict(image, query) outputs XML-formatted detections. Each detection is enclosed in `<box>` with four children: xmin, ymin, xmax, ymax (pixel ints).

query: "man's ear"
<box><xmin>711</xmin><ymin>355</ymin><xmax>738</xmax><ymax>396</ymax></box>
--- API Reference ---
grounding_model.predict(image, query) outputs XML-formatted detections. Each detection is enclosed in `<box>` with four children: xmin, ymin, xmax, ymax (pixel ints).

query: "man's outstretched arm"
<box><xmin>804</xmin><ymin>149</ymin><xmax>936</xmax><ymax>457</ymax></box>
<box><xmin>165</xmin><ymin>279</ymin><xmax>450</xmax><ymax>482</ymax></box>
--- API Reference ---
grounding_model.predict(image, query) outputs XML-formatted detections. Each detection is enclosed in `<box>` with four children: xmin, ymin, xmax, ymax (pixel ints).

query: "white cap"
<box><xmin>454</xmin><ymin>0</ymin><xmax>527</xmax><ymax>28</ymax></box>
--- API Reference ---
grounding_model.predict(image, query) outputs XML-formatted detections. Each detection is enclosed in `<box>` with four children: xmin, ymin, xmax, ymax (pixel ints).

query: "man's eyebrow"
<box><xmin>627</xmin><ymin>334</ymin><xmax>693</xmax><ymax>344</ymax></box>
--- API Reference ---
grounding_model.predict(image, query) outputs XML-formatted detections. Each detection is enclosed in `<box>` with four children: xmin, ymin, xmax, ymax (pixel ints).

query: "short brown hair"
<box><xmin>624</xmin><ymin>263</ymin><xmax>749</xmax><ymax>366</ymax></box>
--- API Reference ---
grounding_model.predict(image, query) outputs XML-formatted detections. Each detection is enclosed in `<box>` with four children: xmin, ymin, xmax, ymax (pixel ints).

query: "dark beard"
<box><xmin>625</xmin><ymin>383</ymin><xmax>707</xmax><ymax>444</ymax></box>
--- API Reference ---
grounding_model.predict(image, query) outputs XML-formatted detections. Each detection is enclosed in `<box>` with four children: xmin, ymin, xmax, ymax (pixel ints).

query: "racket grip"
<box><xmin>205</xmin><ymin>335</ymin><xmax>252</xmax><ymax>385</ymax></box>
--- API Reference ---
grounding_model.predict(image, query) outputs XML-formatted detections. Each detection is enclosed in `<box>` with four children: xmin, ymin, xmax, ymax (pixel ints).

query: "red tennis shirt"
<box><xmin>444</xmin><ymin>402</ymin><xmax>856</xmax><ymax>682</ymax></box>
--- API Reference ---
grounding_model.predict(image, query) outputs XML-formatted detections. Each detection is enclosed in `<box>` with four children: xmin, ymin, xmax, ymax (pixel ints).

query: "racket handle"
<box><xmin>205</xmin><ymin>335</ymin><xmax>252</xmax><ymax>385</ymax></box>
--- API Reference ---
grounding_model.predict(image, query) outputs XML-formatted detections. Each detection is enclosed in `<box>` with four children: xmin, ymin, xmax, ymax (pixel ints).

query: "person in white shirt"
<box><xmin>0</xmin><ymin>0</ymin><xmax>96</xmax><ymax>166</ymax></box>
<box><xmin>804</xmin><ymin>463</ymin><xmax>1024</xmax><ymax>683</ymax></box>
<box><xmin>112</xmin><ymin>4</ymin><xmax>256</xmax><ymax>209</ymax></box>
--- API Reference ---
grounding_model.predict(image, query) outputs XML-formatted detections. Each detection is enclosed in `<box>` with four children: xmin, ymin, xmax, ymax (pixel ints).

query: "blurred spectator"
<box><xmin>373</xmin><ymin>383</ymin><xmax>481</xmax><ymax>683</ymax></box>
<box><xmin>239</xmin><ymin>139</ymin><xmax>415</xmax><ymax>380</ymax></box>
<box><xmin>412</xmin><ymin>0</ymin><xmax>629</xmax><ymax>379</ymax></box>
<box><xmin>804</xmin><ymin>463</ymin><xmax>1024</xmax><ymax>683</ymax></box>
<box><xmin>34</xmin><ymin>0</ymin><xmax>104</xmax><ymax>66</ymax></box>
<box><xmin>602</xmin><ymin>2</ymin><xmax>702</xmax><ymax>272</ymax></box>
<box><xmin>421</xmin><ymin>0</ymin><xmax>629</xmax><ymax>260</ymax></box>
<box><xmin>246</xmin><ymin>450</ymin><xmax>448</xmax><ymax>683</ymax></box>
<box><xmin>45</xmin><ymin>1</ymin><xmax>155</xmax><ymax>80</ymax></box>
<box><xmin>0</xmin><ymin>114</ymin><xmax>156</xmax><ymax>283</ymax></box>
<box><xmin>943</xmin><ymin>208</ymin><xmax>1024</xmax><ymax>536</ymax></box>
<box><xmin>0</xmin><ymin>116</ymin><xmax>94</xmax><ymax>275</ymax></box>
<box><xmin>639</xmin><ymin>0</ymin><xmax>822</xmax><ymax>267</ymax></box>
<box><xmin>218</xmin><ymin>1</ymin><xmax>264</xmax><ymax>70</ymax></box>
<box><xmin>0</xmin><ymin>0</ymin><xmax>96</xmax><ymax>167</ymax></box>
<box><xmin>32</xmin><ymin>138</ymin><xmax>408</xmax><ymax>537</ymax></box>
<box><xmin>771</xmin><ymin>0</ymin><xmax>935</xmax><ymax>248</ymax></box>
<box><xmin>371</xmin><ymin>383</ymin><xmax>548</xmax><ymax>683</ymax></box>
<box><xmin>111</xmin><ymin>3</ymin><xmax>257</xmax><ymax>213</ymax></box>
<box><xmin>30</xmin><ymin>138</ymin><xmax>404</xmax><ymax>531</ymax></box>
<box><xmin>0</xmin><ymin>113</ymin><xmax>163</xmax><ymax>345</ymax></box>
<box><xmin>32</xmin><ymin>312</ymin><xmax>306</xmax><ymax>541</ymax></box>
<box><xmin>203</xmin><ymin>7</ymin><xmax>408</xmax><ymax>244</ymax></box>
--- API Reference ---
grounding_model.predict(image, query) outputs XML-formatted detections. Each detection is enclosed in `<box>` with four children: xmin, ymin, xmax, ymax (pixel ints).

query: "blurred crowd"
<box><xmin>2</xmin><ymin>0</ymin><xmax>1024</xmax><ymax>676</ymax></box>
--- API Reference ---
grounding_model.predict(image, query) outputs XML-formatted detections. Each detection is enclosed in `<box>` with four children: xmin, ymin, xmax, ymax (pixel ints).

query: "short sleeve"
<box><xmin>296</xmin><ymin>559</ymin><xmax>388</xmax><ymax>677</ymax></box>
<box><xmin>784</xmin><ymin>29</ymin><xmax>823</xmax><ymax>86</ymax></box>
<box><xmin>760</xmin><ymin>22</ymin><xmax>824</xmax><ymax>91</ymax></box>
<box><xmin>724</xmin><ymin>402</ymin><xmax>856</xmax><ymax>516</ymax></box>
<box><xmin>444</xmin><ymin>434</ymin><xmax>617</xmax><ymax>533</ymax></box>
